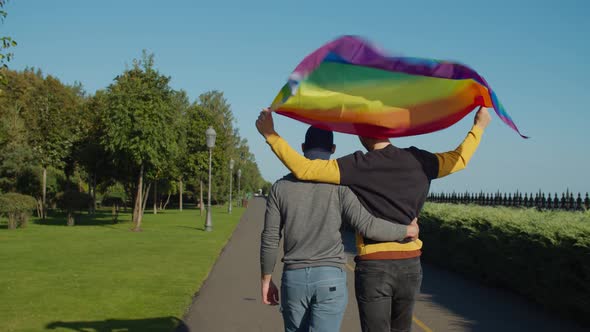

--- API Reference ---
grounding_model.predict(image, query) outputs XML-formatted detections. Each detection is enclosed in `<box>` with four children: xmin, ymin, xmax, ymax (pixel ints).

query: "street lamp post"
<box><xmin>237</xmin><ymin>168</ymin><xmax>241</xmax><ymax>208</ymax></box>
<box><xmin>228</xmin><ymin>159</ymin><xmax>234</xmax><ymax>214</ymax></box>
<box><xmin>205</xmin><ymin>126</ymin><xmax>216</xmax><ymax>232</ymax></box>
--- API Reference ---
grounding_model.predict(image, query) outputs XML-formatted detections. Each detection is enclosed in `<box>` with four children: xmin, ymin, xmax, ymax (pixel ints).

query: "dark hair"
<box><xmin>303</xmin><ymin>126</ymin><xmax>333</xmax><ymax>151</ymax></box>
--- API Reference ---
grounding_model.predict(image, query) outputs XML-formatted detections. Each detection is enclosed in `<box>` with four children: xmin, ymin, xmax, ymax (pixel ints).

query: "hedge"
<box><xmin>419</xmin><ymin>203</ymin><xmax>590</xmax><ymax>325</ymax></box>
<box><xmin>0</xmin><ymin>193</ymin><xmax>38</xmax><ymax>229</ymax></box>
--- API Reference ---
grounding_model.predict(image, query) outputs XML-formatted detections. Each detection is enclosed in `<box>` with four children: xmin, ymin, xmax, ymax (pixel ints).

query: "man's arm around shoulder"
<box><xmin>339</xmin><ymin>186</ymin><xmax>418</xmax><ymax>241</ymax></box>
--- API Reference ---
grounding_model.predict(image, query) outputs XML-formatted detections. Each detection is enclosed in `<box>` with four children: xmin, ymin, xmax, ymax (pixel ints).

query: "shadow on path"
<box><xmin>417</xmin><ymin>263</ymin><xmax>587</xmax><ymax>331</ymax></box>
<box><xmin>46</xmin><ymin>316</ymin><xmax>186</xmax><ymax>332</ymax></box>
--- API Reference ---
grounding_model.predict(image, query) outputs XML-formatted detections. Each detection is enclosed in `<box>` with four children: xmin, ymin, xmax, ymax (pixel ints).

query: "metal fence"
<box><xmin>427</xmin><ymin>191</ymin><xmax>590</xmax><ymax>211</ymax></box>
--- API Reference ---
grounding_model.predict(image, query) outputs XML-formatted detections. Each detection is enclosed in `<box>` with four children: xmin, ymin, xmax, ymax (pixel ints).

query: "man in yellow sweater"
<box><xmin>256</xmin><ymin>107</ymin><xmax>491</xmax><ymax>332</ymax></box>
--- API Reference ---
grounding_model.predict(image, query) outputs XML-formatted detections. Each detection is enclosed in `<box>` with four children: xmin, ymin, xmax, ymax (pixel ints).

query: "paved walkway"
<box><xmin>179</xmin><ymin>198</ymin><xmax>586</xmax><ymax>332</ymax></box>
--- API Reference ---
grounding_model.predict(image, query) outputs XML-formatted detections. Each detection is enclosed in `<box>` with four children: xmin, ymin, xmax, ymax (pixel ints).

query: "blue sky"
<box><xmin>4</xmin><ymin>0</ymin><xmax>589</xmax><ymax>194</ymax></box>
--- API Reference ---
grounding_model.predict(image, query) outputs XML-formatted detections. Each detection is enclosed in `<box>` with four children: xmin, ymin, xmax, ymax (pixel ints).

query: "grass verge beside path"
<box><xmin>0</xmin><ymin>206</ymin><xmax>244</xmax><ymax>332</ymax></box>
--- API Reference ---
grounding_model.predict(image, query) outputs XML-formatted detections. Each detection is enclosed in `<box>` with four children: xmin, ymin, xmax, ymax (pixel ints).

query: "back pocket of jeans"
<box><xmin>315</xmin><ymin>282</ymin><xmax>347</xmax><ymax>307</ymax></box>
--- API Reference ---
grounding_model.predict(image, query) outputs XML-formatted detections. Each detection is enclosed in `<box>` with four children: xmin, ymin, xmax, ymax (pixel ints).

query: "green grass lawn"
<box><xmin>0</xmin><ymin>205</ymin><xmax>245</xmax><ymax>332</ymax></box>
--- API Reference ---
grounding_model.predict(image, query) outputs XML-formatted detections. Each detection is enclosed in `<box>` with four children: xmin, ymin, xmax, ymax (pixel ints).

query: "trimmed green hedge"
<box><xmin>0</xmin><ymin>193</ymin><xmax>37</xmax><ymax>229</ymax></box>
<box><xmin>420</xmin><ymin>203</ymin><xmax>590</xmax><ymax>324</ymax></box>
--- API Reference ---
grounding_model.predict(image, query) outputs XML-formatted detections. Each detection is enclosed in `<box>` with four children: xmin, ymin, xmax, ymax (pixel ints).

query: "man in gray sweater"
<box><xmin>260</xmin><ymin>126</ymin><xmax>418</xmax><ymax>332</ymax></box>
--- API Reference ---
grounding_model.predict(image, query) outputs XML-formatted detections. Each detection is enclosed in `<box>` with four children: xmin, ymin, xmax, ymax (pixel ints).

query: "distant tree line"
<box><xmin>0</xmin><ymin>52</ymin><xmax>270</xmax><ymax>230</ymax></box>
<box><xmin>428</xmin><ymin>190</ymin><xmax>590</xmax><ymax>211</ymax></box>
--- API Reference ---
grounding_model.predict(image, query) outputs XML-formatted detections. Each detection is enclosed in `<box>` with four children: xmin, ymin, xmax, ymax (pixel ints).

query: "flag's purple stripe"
<box><xmin>293</xmin><ymin>36</ymin><xmax>486</xmax><ymax>83</ymax></box>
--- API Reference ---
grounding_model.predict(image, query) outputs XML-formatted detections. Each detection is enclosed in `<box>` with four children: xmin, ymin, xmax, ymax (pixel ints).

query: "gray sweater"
<box><xmin>260</xmin><ymin>174</ymin><xmax>409</xmax><ymax>275</ymax></box>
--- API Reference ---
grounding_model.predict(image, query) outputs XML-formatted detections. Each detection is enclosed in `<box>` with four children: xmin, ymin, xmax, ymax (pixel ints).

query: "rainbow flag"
<box><xmin>270</xmin><ymin>36</ymin><xmax>527</xmax><ymax>138</ymax></box>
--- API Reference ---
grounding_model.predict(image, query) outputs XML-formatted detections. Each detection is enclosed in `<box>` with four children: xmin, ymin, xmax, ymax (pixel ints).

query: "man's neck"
<box><xmin>371</xmin><ymin>141</ymin><xmax>392</xmax><ymax>151</ymax></box>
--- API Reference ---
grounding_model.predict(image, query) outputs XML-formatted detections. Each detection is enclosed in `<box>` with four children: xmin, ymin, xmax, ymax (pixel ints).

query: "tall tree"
<box><xmin>167</xmin><ymin>90</ymin><xmax>190</xmax><ymax>212</ymax></box>
<box><xmin>0</xmin><ymin>70</ymin><xmax>36</xmax><ymax>195</ymax></box>
<box><xmin>197</xmin><ymin>91</ymin><xmax>237</xmax><ymax>204</ymax></box>
<box><xmin>234</xmin><ymin>137</ymin><xmax>269</xmax><ymax>196</ymax></box>
<box><xmin>0</xmin><ymin>101</ymin><xmax>33</xmax><ymax>192</ymax></box>
<box><xmin>0</xmin><ymin>69</ymin><xmax>84</xmax><ymax>217</ymax></box>
<box><xmin>186</xmin><ymin>91</ymin><xmax>269</xmax><ymax>206</ymax></box>
<box><xmin>183</xmin><ymin>102</ymin><xmax>213</xmax><ymax>216</ymax></box>
<box><xmin>27</xmin><ymin>75</ymin><xmax>83</xmax><ymax>218</ymax></box>
<box><xmin>0</xmin><ymin>0</ymin><xmax>17</xmax><ymax>86</ymax></box>
<box><xmin>101</xmin><ymin>51</ymin><xmax>178</xmax><ymax>231</ymax></box>
<box><xmin>74</xmin><ymin>90</ymin><xmax>115</xmax><ymax>213</ymax></box>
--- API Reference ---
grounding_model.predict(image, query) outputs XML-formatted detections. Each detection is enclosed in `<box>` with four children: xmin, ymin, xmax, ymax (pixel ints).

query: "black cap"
<box><xmin>304</xmin><ymin>126</ymin><xmax>334</xmax><ymax>151</ymax></box>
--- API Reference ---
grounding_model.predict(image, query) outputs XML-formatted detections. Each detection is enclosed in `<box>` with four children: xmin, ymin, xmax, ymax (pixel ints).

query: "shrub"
<box><xmin>102</xmin><ymin>194</ymin><xmax>124</xmax><ymax>223</ymax></box>
<box><xmin>0</xmin><ymin>193</ymin><xmax>37</xmax><ymax>229</ymax></box>
<box><xmin>102</xmin><ymin>195</ymin><xmax>124</xmax><ymax>207</ymax></box>
<box><xmin>56</xmin><ymin>191</ymin><xmax>92</xmax><ymax>226</ymax></box>
<box><xmin>420</xmin><ymin>203</ymin><xmax>590</xmax><ymax>325</ymax></box>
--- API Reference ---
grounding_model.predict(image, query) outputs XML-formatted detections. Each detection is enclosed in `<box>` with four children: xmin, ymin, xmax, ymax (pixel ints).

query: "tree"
<box><xmin>0</xmin><ymin>2</ymin><xmax>25</xmax><ymax>191</ymax></box>
<box><xmin>146</xmin><ymin>90</ymin><xmax>189</xmax><ymax>214</ymax></box>
<box><xmin>0</xmin><ymin>57</ymin><xmax>271</xmax><ymax>224</ymax></box>
<box><xmin>169</xmin><ymin>90</ymin><xmax>190</xmax><ymax>211</ymax></box>
<box><xmin>0</xmin><ymin>101</ymin><xmax>33</xmax><ymax>192</ymax></box>
<box><xmin>102</xmin><ymin>183</ymin><xmax>127</xmax><ymax>223</ymax></box>
<box><xmin>183</xmin><ymin>102</ymin><xmax>213</xmax><ymax>216</ymax></box>
<box><xmin>194</xmin><ymin>91</ymin><xmax>270</xmax><ymax>204</ymax></box>
<box><xmin>231</xmin><ymin>137</ymin><xmax>270</xmax><ymax>198</ymax></box>
<box><xmin>0</xmin><ymin>69</ymin><xmax>83</xmax><ymax>217</ymax></box>
<box><xmin>0</xmin><ymin>70</ymin><xmax>35</xmax><ymax>194</ymax></box>
<box><xmin>0</xmin><ymin>0</ymin><xmax>17</xmax><ymax>86</ymax></box>
<box><xmin>74</xmin><ymin>90</ymin><xmax>115</xmax><ymax>213</ymax></box>
<box><xmin>24</xmin><ymin>73</ymin><xmax>84</xmax><ymax>219</ymax></box>
<box><xmin>15</xmin><ymin>166</ymin><xmax>63</xmax><ymax>217</ymax></box>
<box><xmin>197</xmin><ymin>91</ymin><xmax>238</xmax><ymax>204</ymax></box>
<box><xmin>101</xmin><ymin>51</ymin><xmax>179</xmax><ymax>231</ymax></box>
<box><xmin>56</xmin><ymin>190</ymin><xmax>92</xmax><ymax>226</ymax></box>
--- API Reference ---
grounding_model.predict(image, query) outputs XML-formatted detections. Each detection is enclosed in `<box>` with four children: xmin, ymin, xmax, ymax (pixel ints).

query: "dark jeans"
<box><xmin>354</xmin><ymin>257</ymin><xmax>422</xmax><ymax>332</ymax></box>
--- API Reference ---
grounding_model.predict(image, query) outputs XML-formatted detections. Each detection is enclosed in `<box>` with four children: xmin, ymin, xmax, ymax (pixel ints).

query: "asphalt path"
<box><xmin>179</xmin><ymin>198</ymin><xmax>586</xmax><ymax>331</ymax></box>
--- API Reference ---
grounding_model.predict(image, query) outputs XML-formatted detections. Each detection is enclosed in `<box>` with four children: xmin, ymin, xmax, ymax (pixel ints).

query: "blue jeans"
<box><xmin>281</xmin><ymin>266</ymin><xmax>347</xmax><ymax>332</ymax></box>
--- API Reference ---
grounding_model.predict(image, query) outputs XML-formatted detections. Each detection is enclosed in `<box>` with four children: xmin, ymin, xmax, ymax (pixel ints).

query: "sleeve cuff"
<box><xmin>471</xmin><ymin>124</ymin><xmax>484</xmax><ymax>137</ymax></box>
<box><xmin>265</xmin><ymin>133</ymin><xmax>281</xmax><ymax>146</ymax></box>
